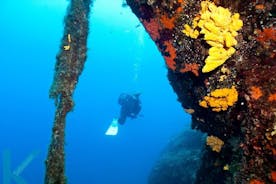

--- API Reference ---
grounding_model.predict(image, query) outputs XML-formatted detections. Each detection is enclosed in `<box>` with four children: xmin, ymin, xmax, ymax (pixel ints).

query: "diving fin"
<box><xmin>105</xmin><ymin>118</ymin><xmax>119</xmax><ymax>136</ymax></box>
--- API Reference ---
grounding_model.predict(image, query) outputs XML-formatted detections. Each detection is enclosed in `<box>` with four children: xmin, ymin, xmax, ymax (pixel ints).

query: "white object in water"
<box><xmin>105</xmin><ymin>118</ymin><xmax>119</xmax><ymax>136</ymax></box>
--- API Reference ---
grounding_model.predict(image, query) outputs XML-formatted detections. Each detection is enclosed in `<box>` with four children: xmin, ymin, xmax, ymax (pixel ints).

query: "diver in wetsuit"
<box><xmin>117</xmin><ymin>93</ymin><xmax>141</xmax><ymax>125</ymax></box>
<box><xmin>105</xmin><ymin>93</ymin><xmax>142</xmax><ymax>135</ymax></box>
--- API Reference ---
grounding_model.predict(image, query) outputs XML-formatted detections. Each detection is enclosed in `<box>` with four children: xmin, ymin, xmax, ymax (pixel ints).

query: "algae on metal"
<box><xmin>45</xmin><ymin>0</ymin><xmax>92</xmax><ymax>183</ymax></box>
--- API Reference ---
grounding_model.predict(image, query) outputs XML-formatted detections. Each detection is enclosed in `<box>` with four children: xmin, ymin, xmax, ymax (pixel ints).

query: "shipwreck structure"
<box><xmin>45</xmin><ymin>0</ymin><xmax>275</xmax><ymax>183</ymax></box>
<box><xmin>125</xmin><ymin>0</ymin><xmax>275</xmax><ymax>183</ymax></box>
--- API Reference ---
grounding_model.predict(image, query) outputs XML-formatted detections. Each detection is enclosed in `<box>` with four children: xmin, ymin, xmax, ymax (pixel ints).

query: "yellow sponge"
<box><xmin>206</xmin><ymin>135</ymin><xmax>224</xmax><ymax>152</ymax></box>
<box><xmin>199</xmin><ymin>86</ymin><xmax>238</xmax><ymax>112</ymax></box>
<box><xmin>202</xmin><ymin>47</ymin><xmax>235</xmax><ymax>73</ymax></box>
<box><xmin>182</xmin><ymin>1</ymin><xmax>243</xmax><ymax>73</ymax></box>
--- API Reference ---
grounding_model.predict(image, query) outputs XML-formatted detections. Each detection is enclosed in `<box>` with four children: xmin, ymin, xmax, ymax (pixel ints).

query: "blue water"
<box><xmin>0</xmin><ymin>0</ymin><xmax>190</xmax><ymax>183</ymax></box>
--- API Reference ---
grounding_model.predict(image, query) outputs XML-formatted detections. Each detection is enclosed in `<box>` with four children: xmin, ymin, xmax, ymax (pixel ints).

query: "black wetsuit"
<box><xmin>118</xmin><ymin>93</ymin><xmax>141</xmax><ymax>125</ymax></box>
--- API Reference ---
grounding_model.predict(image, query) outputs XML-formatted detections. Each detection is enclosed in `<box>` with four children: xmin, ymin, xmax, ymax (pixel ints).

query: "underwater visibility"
<box><xmin>1</xmin><ymin>0</ymin><xmax>275</xmax><ymax>184</ymax></box>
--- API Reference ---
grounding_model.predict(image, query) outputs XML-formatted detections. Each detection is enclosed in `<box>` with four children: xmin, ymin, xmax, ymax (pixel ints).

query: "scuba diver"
<box><xmin>117</xmin><ymin>93</ymin><xmax>141</xmax><ymax>125</ymax></box>
<box><xmin>105</xmin><ymin>93</ymin><xmax>142</xmax><ymax>136</ymax></box>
